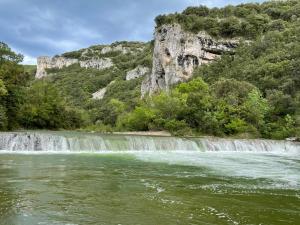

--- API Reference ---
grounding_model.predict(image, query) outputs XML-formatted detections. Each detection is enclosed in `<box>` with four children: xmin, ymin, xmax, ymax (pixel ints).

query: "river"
<box><xmin>0</xmin><ymin>131</ymin><xmax>299</xmax><ymax>225</ymax></box>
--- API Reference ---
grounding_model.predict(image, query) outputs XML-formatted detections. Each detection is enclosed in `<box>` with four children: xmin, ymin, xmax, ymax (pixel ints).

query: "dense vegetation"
<box><xmin>0</xmin><ymin>0</ymin><xmax>299</xmax><ymax>139</ymax></box>
<box><xmin>155</xmin><ymin>0</ymin><xmax>300</xmax><ymax>39</ymax></box>
<box><xmin>0</xmin><ymin>42</ymin><xmax>29</xmax><ymax>130</ymax></box>
<box><xmin>119</xmin><ymin>0</ymin><xmax>300</xmax><ymax>139</ymax></box>
<box><xmin>0</xmin><ymin>43</ymin><xmax>88</xmax><ymax>130</ymax></box>
<box><xmin>119</xmin><ymin>78</ymin><xmax>297</xmax><ymax>139</ymax></box>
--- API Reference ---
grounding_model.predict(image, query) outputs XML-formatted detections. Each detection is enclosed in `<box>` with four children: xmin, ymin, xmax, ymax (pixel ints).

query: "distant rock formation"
<box><xmin>79</xmin><ymin>58</ymin><xmax>113</xmax><ymax>70</ymax></box>
<box><xmin>92</xmin><ymin>81</ymin><xmax>116</xmax><ymax>100</ymax></box>
<box><xmin>36</xmin><ymin>56</ymin><xmax>77</xmax><ymax>78</ymax></box>
<box><xmin>141</xmin><ymin>24</ymin><xmax>238</xmax><ymax>96</ymax></box>
<box><xmin>126</xmin><ymin>66</ymin><xmax>150</xmax><ymax>80</ymax></box>
<box><xmin>36</xmin><ymin>56</ymin><xmax>113</xmax><ymax>78</ymax></box>
<box><xmin>92</xmin><ymin>87</ymin><xmax>107</xmax><ymax>100</ymax></box>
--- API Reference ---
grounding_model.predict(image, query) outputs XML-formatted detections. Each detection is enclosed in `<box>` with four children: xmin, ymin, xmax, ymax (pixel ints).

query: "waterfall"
<box><xmin>0</xmin><ymin>131</ymin><xmax>299</xmax><ymax>153</ymax></box>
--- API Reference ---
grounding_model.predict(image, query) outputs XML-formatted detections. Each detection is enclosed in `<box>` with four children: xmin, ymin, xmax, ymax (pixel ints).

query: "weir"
<box><xmin>0</xmin><ymin>131</ymin><xmax>299</xmax><ymax>153</ymax></box>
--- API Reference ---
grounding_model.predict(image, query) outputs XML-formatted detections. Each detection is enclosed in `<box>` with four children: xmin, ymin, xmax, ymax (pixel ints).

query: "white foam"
<box><xmin>133</xmin><ymin>151</ymin><xmax>300</xmax><ymax>189</ymax></box>
<box><xmin>0</xmin><ymin>131</ymin><xmax>299</xmax><ymax>153</ymax></box>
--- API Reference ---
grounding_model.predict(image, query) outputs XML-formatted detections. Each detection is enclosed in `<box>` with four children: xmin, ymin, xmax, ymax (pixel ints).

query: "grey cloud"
<box><xmin>0</xmin><ymin>0</ymin><xmax>263</xmax><ymax>64</ymax></box>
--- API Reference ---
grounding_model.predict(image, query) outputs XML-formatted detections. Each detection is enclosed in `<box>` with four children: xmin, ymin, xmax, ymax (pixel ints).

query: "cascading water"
<box><xmin>0</xmin><ymin>131</ymin><xmax>299</xmax><ymax>153</ymax></box>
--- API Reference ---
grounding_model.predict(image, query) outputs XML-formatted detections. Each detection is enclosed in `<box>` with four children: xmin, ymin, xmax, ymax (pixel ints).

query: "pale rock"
<box><xmin>92</xmin><ymin>81</ymin><xmax>116</xmax><ymax>100</ymax></box>
<box><xmin>36</xmin><ymin>56</ymin><xmax>113</xmax><ymax>78</ymax></box>
<box><xmin>36</xmin><ymin>56</ymin><xmax>78</xmax><ymax>78</ymax></box>
<box><xmin>80</xmin><ymin>58</ymin><xmax>113</xmax><ymax>70</ymax></box>
<box><xmin>101</xmin><ymin>46</ymin><xmax>112</xmax><ymax>54</ymax></box>
<box><xmin>141</xmin><ymin>24</ymin><xmax>238</xmax><ymax>96</ymax></box>
<box><xmin>81</xmin><ymin>49</ymin><xmax>89</xmax><ymax>56</ymax></box>
<box><xmin>92</xmin><ymin>87</ymin><xmax>107</xmax><ymax>100</ymax></box>
<box><xmin>141</xmin><ymin>74</ymin><xmax>152</xmax><ymax>98</ymax></box>
<box><xmin>101</xmin><ymin>44</ymin><xmax>130</xmax><ymax>54</ymax></box>
<box><xmin>126</xmin><ymin>66</ymin><xmax>150</xmax><ymax>80</ymax></box>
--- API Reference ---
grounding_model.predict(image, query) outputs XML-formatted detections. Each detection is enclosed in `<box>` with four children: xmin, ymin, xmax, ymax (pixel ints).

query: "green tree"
<box><xmin>19</xmin><ymin>81</ymin><xmax>86</xmax><ymax>129</ymax></box>
<box><xmin>241</xmin><ymin>89</ymin><xmax>270</xmax><ymax>127</ymax></box>
<box><xmin>117</xmin><ymin>106</ymin><xmax>155</xmax><ymax>131</ymax></box>
<box><xmin>0</xmin><ymin>42</ymin><xmax>29</xmax><ymax>130</ymax></box>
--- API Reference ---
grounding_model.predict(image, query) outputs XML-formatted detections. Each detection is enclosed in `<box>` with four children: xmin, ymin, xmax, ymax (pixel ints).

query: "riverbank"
<box><xmin>113</xmin><ymin>131</ymin><xmax>172</xmax><ymax>137</ymax></box>
<box><xmin>4</xmin><ymin>129</ymin><xmax>300</xmax><ymax>142</ymax></box>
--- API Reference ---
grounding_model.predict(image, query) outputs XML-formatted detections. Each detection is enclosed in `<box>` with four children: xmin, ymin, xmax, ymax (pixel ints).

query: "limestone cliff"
<box><xmin>36</xmin><ymin>56</ymin><xmax>77</xmax><ymax>78</ymax></box>
<box><xmin>142</xmin><ymin>24</ymin><xmax>238</xmax><ymax>96</ymax></box>
<box><xmin>36</xmin><ymin>56</ymin><xmax>113</xmax><ymax>78</ymax></box>
<box><xmin>35</xmin><ymin>42</ymin><xmax>146</xmax><ymax>79</ymax></box>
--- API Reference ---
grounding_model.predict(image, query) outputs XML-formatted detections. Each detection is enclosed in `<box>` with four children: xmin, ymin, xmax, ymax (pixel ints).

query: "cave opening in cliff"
<box><xmin>178</xmin><ymin>55</ymin><xmax>199</xmax><ymax>68</ymax></box>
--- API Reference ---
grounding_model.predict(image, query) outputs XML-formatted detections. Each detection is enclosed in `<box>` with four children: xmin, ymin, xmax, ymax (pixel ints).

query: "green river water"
<box><xmin>0</xmin><ymin>132</ymin><xmax>299</xmax><ymax>225</ymax></box>
<box><xmin>0</xmin><ymin>152</ymin><xmax>299</xmax><ymax>225</ymax></box>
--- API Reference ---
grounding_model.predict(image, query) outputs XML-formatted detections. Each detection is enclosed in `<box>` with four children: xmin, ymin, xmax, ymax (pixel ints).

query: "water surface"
<box><xmin>0</xmin><ymin>152</ymin><xmax>299</xmax><ymax>225</ymax></box>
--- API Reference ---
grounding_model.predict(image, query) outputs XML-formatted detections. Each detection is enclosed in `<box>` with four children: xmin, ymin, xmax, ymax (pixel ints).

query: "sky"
<box><xmin>0</xmin><ymin>0</ymin><xmax>264</xmax><ymax>65</ymax></box>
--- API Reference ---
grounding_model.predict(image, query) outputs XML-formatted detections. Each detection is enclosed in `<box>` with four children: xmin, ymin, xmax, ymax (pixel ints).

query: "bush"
<box><xmin>164</xmin><ymin>119</ymin><xmax>192</xmax><ymax>136</ymax></box>
<box><xmin>117</xmin><ymin>106</ymin><xmax>155</xmax><ymax>131</ymax></box>
<box><xmin>154</xmin><ymin>0</ymin><xmax>294</xmax><ymax>39</ymax></box>
<box><xmin>264</xmin><ymin>115</ymin><xmax>296</xmax><ymax>139</ymax></box>
<box><xmin>224</xmin><ymin>118</ymin><xmax>251</xmax><ymax>134</ymax></box>
<box><xmin>183</xmin><ymin>6</ymin><xmax>210</xmax><ymax>17</ymax></box>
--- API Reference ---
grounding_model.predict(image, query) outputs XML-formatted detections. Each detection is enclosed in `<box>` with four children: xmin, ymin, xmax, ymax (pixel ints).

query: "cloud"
<box><xmin>22</xmin><ymin>55</ymin><xmax>37</xmax><ymax>65</ymax></box>
<box><xmin>0</xmin><ymin>0</ymin><xmax>265</xmax><ymax>65</ymax></box>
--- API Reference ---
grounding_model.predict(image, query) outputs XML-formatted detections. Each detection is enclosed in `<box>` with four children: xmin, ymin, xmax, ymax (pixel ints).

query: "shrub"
<box><xmin>117</xmin><ymin>106</ymin><xmax>155</xmax><ymax>131</ymax></box>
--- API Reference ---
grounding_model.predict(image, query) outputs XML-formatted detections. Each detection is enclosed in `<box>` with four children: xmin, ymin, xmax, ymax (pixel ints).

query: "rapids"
<box><xmin>0</xmin><ymin>131</ymin><xmax>298</xmax><ymax>153</ymax></box>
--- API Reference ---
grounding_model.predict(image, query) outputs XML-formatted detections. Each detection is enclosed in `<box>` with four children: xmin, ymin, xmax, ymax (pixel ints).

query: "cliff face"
<box><xmin>35</xmin><ymin>25</ymin><xmax>238</xmax><ymax>97</ymax></box>
<box><xmin>36</xmin><ymin>57</ymin><xmax>77</xmax><ymax>78</ymax></box>
<box><xmin>142</xmin><ymin>24</ymin><xmax>238</xmax><ymax>96</ymax></box>
<box><xmin>36</xmin><ymin>56</ymin><xmax>113</xmax><ymax>78</ymax></box>
<box><xmin>35</xmin><ymin>42</ymin><xmax>147</xmax><ymax>79</ymax></box>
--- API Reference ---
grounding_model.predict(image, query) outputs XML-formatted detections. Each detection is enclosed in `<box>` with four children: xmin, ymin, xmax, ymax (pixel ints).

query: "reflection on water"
<box><xmin>0</xmin><ymin>153</ymin><xmax>299</xmax><ymax>225</ymax></box>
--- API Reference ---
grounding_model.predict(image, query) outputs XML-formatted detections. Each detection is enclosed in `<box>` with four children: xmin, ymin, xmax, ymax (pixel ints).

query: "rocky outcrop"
<box><xmin>79</xmin><ymin>58</ymin><xmax>113</xmax><ymax>70</ymax></box>
<box><xmin>36</xmin><ymin>56</ymin><xmax>113</xmax><ymax>78</ymax></box>
<box><xmin>92</xmin><ymin>87</ymin><xmax>107</xmax><ymax>100</ymax></box>
<box><xmin>36</xmin><ymin>56</ymin><xmax>78</xmax><ymax>78</ymax></box>
<box><xmin>101</xmin><ymin>45</ymin><xmax>130</xmax><ymax>54</ymax></box>
<box><xmin>126</xmin><ymin>66</ymin><xmax>150</xmax><ymax>80</ymax></box>
<box><xmin>141</xmin><ymin>24</ymin><xmax>238</xmax><ymax>96</ymax></box>
<box><xmin>92</xmin><ymin>81</ymin><xmax>115</xmax><ymax>100</ymax></box>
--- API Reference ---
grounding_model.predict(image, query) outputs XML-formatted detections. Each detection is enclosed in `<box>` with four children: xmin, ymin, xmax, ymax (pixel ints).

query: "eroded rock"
<box><xmin>92</xmin><ymin>87</ymin><xmax>107</xmax><ymax>100</ymax></box>
<box><xmin>79</xmin><ymin>58</ymin><xmax>113</xmax><ymax>70</ymax></box>
<box><xmin>126</xmin><ymin>66</ymin><xmax>150</xmax><ymax>80</ymax></box>
<box><xmin>36</xmin><ymin>56</ymin><xmax>78</xmax><ymax>78</ymax></box>
<box><xmin>36</xmin><ymin>56</ymin><xmax>113</xmax><ymax>78</ymax></box>
<box><xmin>92</xmin><ymin>81</ymin><xmax>116</xmax><ymax>100</ymax></box>
<box><xmin>142</xmin><ymin>24</ymin><xmax>238</xmax><ymax>96</ymax></box>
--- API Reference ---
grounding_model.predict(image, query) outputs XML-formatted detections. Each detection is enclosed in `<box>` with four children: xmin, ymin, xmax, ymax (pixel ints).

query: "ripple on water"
<box><xmin>133</xmin><ymin>151</ymin><xmax>300</xmax><ymax>190</ymax></box>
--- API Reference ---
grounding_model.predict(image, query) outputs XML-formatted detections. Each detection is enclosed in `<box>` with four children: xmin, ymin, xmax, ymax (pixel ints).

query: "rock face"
<box><xmin>92</xmin><ymin>87</ymin><xmax>107</xmax><ymax>100</ymax></box>
<box><xmin>101</xmin><ymin>44</ymin><xmax>131</xmax><ymax>54</ymax></box>
<box><xmin>92</xmin><ymin>81</ymin><xmax>116</xmax><ymax>100</ymax></box>
<box><xmin>79</xmin><ymin>58</ymin><xmax>113</xmax><ymax>70</ymax></box>
<box><xmin>36</xmin><ymin>56</ymin><xmax>78</xmax><ymax>78</ymax></box>
<box><xmin>126</xmin><ymin>66</ymin><xmax>150</xmax><ymax>80</ymax></box>
<box><xmin>141</xmin><ymin>24</ymin><xmax>238</xmax><ymax>96</ymax></box>
<box><xmin>36</xmin><ymin>56</ymin><xmax>113</xmax><ymax>78</ymax></box>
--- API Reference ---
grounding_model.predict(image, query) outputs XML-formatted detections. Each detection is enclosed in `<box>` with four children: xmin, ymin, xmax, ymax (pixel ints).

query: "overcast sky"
<box><xmin>0</xmin><ymin>0</ymin><xmax>263</xmax><ymax>64</ymax></box>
